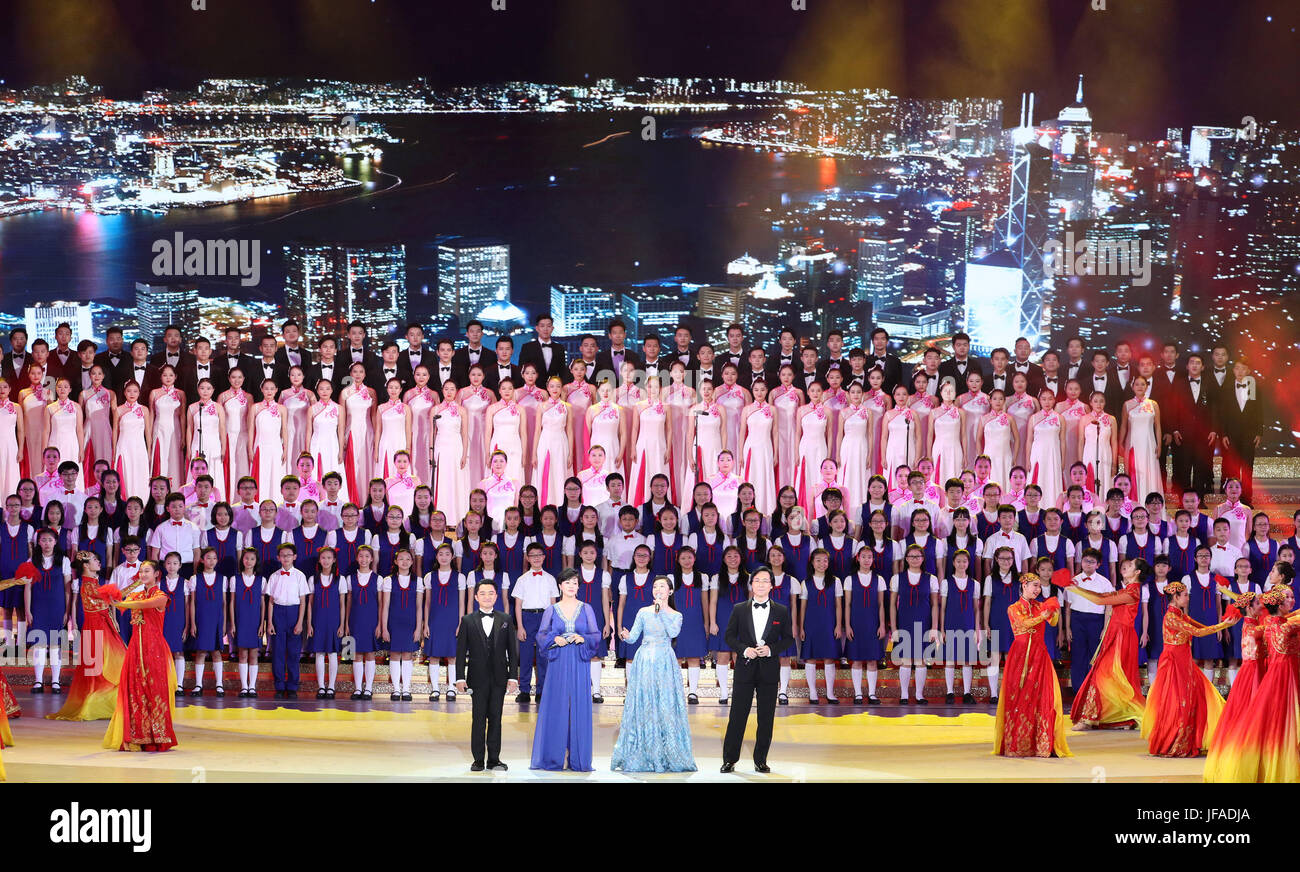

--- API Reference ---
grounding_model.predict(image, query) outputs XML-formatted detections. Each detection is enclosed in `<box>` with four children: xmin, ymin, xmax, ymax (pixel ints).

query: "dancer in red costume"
<box><xmin>48</xmin><ymin>551</ymin><xmax>126</xmax><ymax>721</ymax></box>
<box><xmin>993</xmin><ymin>572</ymin><xmax>1071</xmax><ymax>758</ymax></box>
<box><xmin>1142</xmin><ymin>580</ymin><xmax>1239</xmax><ymax>758</ymax></box>
<box><xmin>1062</xmin><ymin>559</ymin><xmax>1148</xmax><ymax>730</ymax></box>
<box><xmin>103</xmin><ymin>560</ymin><xmax>179</xmax><ymax>752</ymax></box>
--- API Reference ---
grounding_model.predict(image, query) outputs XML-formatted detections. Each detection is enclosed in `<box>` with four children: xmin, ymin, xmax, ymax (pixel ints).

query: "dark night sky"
<box><xmin>0</xmin><ymin>0</ymin><xmax>1296</xmax><ymax>136</ymax></box>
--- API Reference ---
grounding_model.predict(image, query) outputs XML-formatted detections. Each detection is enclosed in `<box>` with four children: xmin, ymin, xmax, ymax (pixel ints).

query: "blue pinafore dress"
<box><xmin>619</xmin><ymin>571</ymin><xmax>655</xmax><ymax>659</ymax></box>
<box><xmin>232</xmin><ymin>574</ymin><xmax>264</xmax><ymax>650</ymax></box>
<box><xmin>800</xmin><ymin>575</ymin><xmax>840</xmax><ymax>661</ymax></box>
<box><xmin>942</xmin><ymin>577</ymin><xmax>979</xmax><ymax>663</ymax></box>
<box><xmin>768</xmin><ymin>572</ymin><xmax>799</xmax><ymax>657</ymax></box>
<box><xmin>309</xmin><ymin>574</ymin><xmax>344</xmax><ymax>654</ymax></box>
<box><xmin>160</xmin><ymin>576</ymin><xmax>187</xmax><ymax>654</ymax></box>
<box><xmin>893</xmin><ymin>571</ymin><xmax>935</xmax><ymax>661</ymax></box>
<box><xmin>385</xmin><ymin>575</ymin><xmax>420</xmax><ymax>654</ymax></box>
<box><xmin>710</xmin><ymin>573</ymin><xmax>748</xmax><ymax>652</ymax></box>
<box><xmin>423</xmin><ymin>570</ymin><xmax>460</xmax><ymax>659</ymax></box>
<box><xmin>191</xmin><ymin>571</ymin><xmax>226</xmax><ymax>651</ymax></box>
<box><xmin>844</xmin><ymin>571</ymin><xmax>885</xmax><ymax>662</ymax></box>
<box><xmin>1186</xmin><ymin>572</ymin><xmax>1223</xmax><ymax>661</ymax></box>
<box><xmin>671</xmin><ymin>572</ymin><xmax>708</xmax><ymax>658</ymax></box>
<box><xmin>348</xmin><ymin>572</ymin><xmax>380</xmax><ymax>653</ymax></box>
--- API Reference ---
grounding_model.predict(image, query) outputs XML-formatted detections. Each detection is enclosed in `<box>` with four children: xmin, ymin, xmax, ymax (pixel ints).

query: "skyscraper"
<box><xmin>134</xmin><ymin>282</ymin><xmax>200</xmax><ymax>349</ymax></box>
<box><xmin>283</xmin><ymin>243</ymin><xmax>407</xmax><ymax>343</ymax></box>
<box><xmin>1051</xmin><ymin>76</ymin><xmax>1094</xmax><ymax>221</ymax></box>
<box><xmin>963</xmin><ymin>250</ymin><xmax>1025</xmax><ymax>353</ymax></box>
<box><xmin>999</xmin><ymin>93</ymin><xmax>1054</xmax><ymax>349</ymax></box>
<box><xmin>550</xmin><ymin>285</ymin><xmax>616</xmax><ymax>336</ymax></box>
<box><xmin>854</xmin><ymin>234</ymin><xmax>904</xmax><ymax>311</ymax></box>
<box><xmin>437</xmin><ymin>237</ymin><xmax>510</xmax><ymax>329</ymax></box>
<box><xmin>937</xmin><ymin>203</ymin><xmax>985</xmax><ymax>308</ymax></box>
<box><xmin>621</xmin><ymin>283</ymin><xmax>696</xmax><ymax>341</ymax></box>
<box><xmin>25</xmin><ymin>302</ymin><xmax>94</xmax><ymax>346</ymax></box>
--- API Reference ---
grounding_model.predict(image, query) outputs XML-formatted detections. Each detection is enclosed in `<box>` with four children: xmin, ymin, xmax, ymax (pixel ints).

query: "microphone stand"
<box><xmin>430</xmin><ymin>412</ymin><xmax>442</xmax><ymax>508</ymax></box>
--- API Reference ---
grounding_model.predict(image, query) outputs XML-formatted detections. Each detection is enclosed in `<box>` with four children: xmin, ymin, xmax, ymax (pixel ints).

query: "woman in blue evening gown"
<box><xmin>611</xmin><ymin>576</ymin><xmax>698</xmax><ymax>773</ymax></box>
<box><xmin>530</xmin><ymin>571</ymin><xmax>601</xmax><ymax>772</ymax></box>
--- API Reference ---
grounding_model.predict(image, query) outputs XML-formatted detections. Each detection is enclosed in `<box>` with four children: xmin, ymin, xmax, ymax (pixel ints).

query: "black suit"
<box><xmin>180</xmin><ymin>359</ymin><xmax>225</xmax><ymax>403</ymax></box>
<box><xmin>119</xmin><ymin>363</ymin><xmax>159</xmax><ymax>401</ymax></box>
<box><xmin>274</xmin><ymin>346</ymin><xmax>312</xmax><ymax>389</ymax></box>
<box><xmin>594</xmin><ymin>348</ymin><xmax>643</xmax><ymax>386</ymax></box>
<box><xmin>426</xmin><ymin>360</ymin><xmax>459</xmax><ymax>394</ymax></box>
<box><xmin>815</xmin><ymin>356</ymin><xmax>850</xmax><ymax>384</ymax></box>
<box><xmin>1009</xmin><ymin>361</ymin><xmax>1044</xmax><ymax>397</ymax></box>
<box><xmin>518</xmin><ymin>339</ymin><xmax>567</xmax><ymax>383</ymax></box>
<box><xmin>455</xmin><ymin>609</ymin><xmax>520</xmax><ymax>766</ymax></box>
<box><xmin>482</xmin><ymin>361</ymin><xmax>522</xmax><ymax>395</ymax></box>
<box><xmin>864</xmin><ymin>353</ymin><xmax>905</xmax><ymax>393</ymax></box>
<box><xmin>248</xmin><ymin>358</ymin><xmax>286</xmax><ymax>392</ymax></box>
<box><xmin>983</xmin><ymin>370</ymin><xmax>1015</xmax><ymax>397</ymax></box>
<box><xmin>721</xmin><ymin>598</ymin><xmax>797</xmax><ymax>767</ymax></box>
<box><xmin>149</xmin><ymin>349</ymin><xmax>195</xmax><ymax>375</ymax></box>
<box><xmin>340</xmin><ymin>345</ymin><xmax>380</xmax><ymax>383</ymax></box>
<box><xmin>1038</xmin><ymin>374</ymin><xmax>1066</xmax><ymax>405</ymax></box>
<box><xmin>1149</xmin><ymin>367</ymin><xmax>1184</xmax><ymax>491</ymax></box>
<box><xmin>1061</xmin><ymin>358</ymin><xmax>1089</xmax><ymax>384</ymax></box>
<box><xmin>1169</xmin><ymin>376</ymin><xmax>1217</xmax><ymax>497</ymax></box>
<box><xmin>1084</xmin><ymin>371</ymin><xmax>1125</xmax><ymax>418</ymax></box>
<box><xmin>394</xmin><ymin>346</ymin><xmax>432</xmax><ymax>387</ymax></box>
<box><xmin>451</xmin><ymin>345</ymin><xmax>490</xmax><ymax>386</ymax></box>
<box><xmin>368</xmin><ymin>362</ymin><xmax>409</xmax><ymax>394</ymax></box>
<box><xmin>47</xmin><ymin>348</ymin><xmax>77</xmax><ymax>382</ymax></box>
<box><xmin>68</xmin><ymin>365</ymin><xmax>101</xmax><ymax>402</ymax></box>
<box><xmin>1219</xmin><ymin>380</ymin><xmax>1263</xmax><ymax>505</ymax></box>
<box><xmin>938</xmin><ymin>356</ymin><xmax>986</xmax><ymax>389</ymax></box>
<box><xmin>309</xmin><ymin>358</ymin><xmax>346</xmax><ymax>396</ymax></box>
<box><xmin>94</xmin><ymin>349</ymin><xmax>131</xmax><ymax>389</ymax></box>
<box><xmin>1</xmin><ymin>352</ymin><xmax>31</xmax><ymax>386</ymax></box>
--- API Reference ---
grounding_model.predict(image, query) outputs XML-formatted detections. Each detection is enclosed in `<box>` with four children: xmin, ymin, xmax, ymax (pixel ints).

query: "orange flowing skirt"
<box><xmin>48</xmin><ymin>612</ymin><xmax>127</xmax><ymax>721</ymax></box>
<box><xmin>0</xmin><ymin>672</ymin><xmax>20</xmax><ymax>720</ymax></box>
<box><xmin>1203</xmin><ymin>654</ymin><xmax>1299</xmax><ymax>782</ymax></box>
<box><xmin>1141</xmin><ymin>642</ymin><xmax>1223</xmax><ymax>757</ymax></box>
<box><xmin>102</xmin><ymin>619</ymin><xmax>178</xmax><ymax>751</ymax></box>
<box><xmin>1069</xmin><ymin>611</ymin><xmax>1146</xmax><ymax>728</ymax></box>
<box><xmin>994</xmin><ymin>632</ymin><xmax>1072</xmax><ymax>758</ymax></box>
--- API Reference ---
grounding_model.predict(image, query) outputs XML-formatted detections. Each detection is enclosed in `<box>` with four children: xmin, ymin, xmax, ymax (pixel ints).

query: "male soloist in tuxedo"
<box><xmin>1219</xmin><ymin>361</ymin><xmax>1263</xmax><ymax>505</ymax></box>
<box><xmin>519</xmin><ymin>314</ymin><xmax>567</xmax><ymax>382</ymax></box>
<box><xmin>455</xmin><ymin>580</ymin><xmax>520</xmax><ymax>771</ymax></box>
<box><xmin>1168</xmin><ymin>354</ymin><xmax>1217</xmax><ymax>498</ymax></box>
<box><xmin>721</xmin><ymin>569</ymin><xmax>796</xmax><ymax>773</ymax></box>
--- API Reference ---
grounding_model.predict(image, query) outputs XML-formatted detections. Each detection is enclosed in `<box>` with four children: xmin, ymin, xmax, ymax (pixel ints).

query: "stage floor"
<box><xmin>2</xmin><ymin>696</ymin><xmax>1209</xmax><ymax>783</ymax></box>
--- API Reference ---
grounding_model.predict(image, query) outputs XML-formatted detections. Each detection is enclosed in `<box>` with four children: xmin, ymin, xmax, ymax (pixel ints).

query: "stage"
<box><xmin>3</xmin><ymin>695</ymin><xmax>1209</xmax><ymax>783</ymax></box>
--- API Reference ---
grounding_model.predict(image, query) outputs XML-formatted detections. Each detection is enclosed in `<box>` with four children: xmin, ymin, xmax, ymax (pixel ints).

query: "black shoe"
<box><xmin>215</xmin><ymin>686</ymin><xmax>225</xmax><ymax>697</ymax></box>
<box><xmin>688</xmin><ymin>693</ymin><xmax>699</xmax><ymax>705</ymax></box>
<box><xmin>470</xmin><ymin>761</ymin><xmax>485</xmax><ymax>772</ymax></box>
<box><xmin>534</xmin><ymin>693</ymin><xmax>541</xmax><ymax>704</ymax></box>
<box><xmin>989</xmin><ymin>695</ymin><xmax>998</xmax><ymax>705</ymax></box>
<box><xmin>51</xmin><ymin>683</ymin><xmax>62</xmax><ymax>695</ymax></box>
<box><xmin>515</xmin><ymin>692</ymin><xmax>530</xmax><ymax>704</ymax></box>
<box><xmin>362</xmin><ymin>690</ymin><xmax>373</xmax><ymax>700</ymax></box>
<box><xmin>487</xmin><ymin>761</ymin><xmax>508</xmax><ymax>771</ymax></box>
<box><xmin>592</xmin><ymin>693</ymin><xmax>604</xmax><ymax>703</ymax></box>
<box><xmin>825</xmin><ymin>696</ymin><xmax>839</xmax><ymax>705</ymax></box>
<box><xmin>287</xmin><ymin>690</ymin><xmax>298</xmax><ymax>699</ymax></box>
<box><xmin>915</xmin><ymin>698</ymin><xmax>929</xmax><ymax>705</ymax></box>
<box><xmin>30</xmin><ymin>683</ymin><xmax>43</xmax><ymax>694</ymax></box>
<box><xmin>867</xmin><ymin>695</ymin><xmax>882</xmax><ymax>705</ymax></box>
<box><xmin>430</xmin><ymin>690</ymin><xmax>440</xmax><ymax>701</ymax></box>
<box><xmin>351</xmin><ymin>690</ymin><xmax>363</xmax><ymax>700</ymax></box>
<box><xmin>316</xmin><ymin>688</ymin><xmax>327</xmax><ymax>699</ymax></box>
<box><xmin>720</xmin><ymin>761</ymin><xmax>735</xmax><ymax>774</ymax></box>
<box><xmin>945</xmin><ymin>693</ymin><xmax>955</xmax><ymax>705</ymax></box>
<box><xmin>778</xmin><ymin>693</ymin><xmax>788</xmax><ymax>705</ymax></box>
<box><xmin>326</xmin><ymin>688</ymin><xmax>336</xmax><ymax>699</ymax></box>
<box><xmin>274</xmin><ymin>690</ymin><xmax>286</xmax><ymax>699</ymax></box>
<box><xmin>401</xmin><ymin>692</ymin><xmax>412</xmax><ymax>701</ymax></box>
<box><xmin>189</xmin><ymin>686</ymin><xmax>203</xmax><ymax>697</ymax></box>
<box><xmin>390</xmin><ymin>692</ymin><xmax>401</xmax><ymax>701</ymax></box>
<box><xmin>962</xmin><ymin>693</ymin><xmax>976</xmax><ymax>705</ymax></box>
<box><xmin>615</xmin><ymin>658</ymin><xmax>626</xmax><ymax>669</ymax></box>
<box><xmin>754</xmin><ymin>763</ymin><xmax>771</xmax><ymax>774</ymax></box>
<box><xmin>853</xmin><ymin>696</ymin><xmax>864</xmax><ymax>705</ymax></box>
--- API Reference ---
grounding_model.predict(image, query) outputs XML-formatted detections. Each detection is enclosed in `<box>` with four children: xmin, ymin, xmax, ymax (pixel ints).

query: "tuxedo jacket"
<box><xmin>1083</xmin><ymin>371</ymin><xmax>1126</xmax><ymax>418</ymax></box>
<box><xmin>148</xmin><ymin>349</ymin><xmax>196</xmax><ymax>375</ymax></box>
<box><xmin>47</xmin><ymin>347</ymin><xmax>77</xmax><ymax>382</ymax></box>
<box><xmin>694</xmin><ymin>363</ymin><xmax>723</xmax><ymax>387</ymax></box>
<box><xmin>118</xmin><ymin>363</ymin><xmax>161</xmax><ymax>402</ymax></box>
<box><xmin>340</xmin><ymin>345</ymin><xmax>380</xmax><ymax>382</ymax></box>
<box><xmin>1037</xmin><ymin>373</ymin><xmax>1068</xmax><ymax>405</ymax></box>
<box><xmin>982</xmin><ymin>370</ymin><xmax>1016</xmax><ymax>396</ymax></box>
<box><xmin>93</xmin><ymin>349</ymin><xmax>131</xmax><ymax>389</ymax></box>
<box><xmin>518</xmin><ymin>339</ymin><xmax>567</xmax><ymax>382</ymax></box>
<box><xmin>180</xmin><ymin>359</ymin><xmax>227</xmax><ymax>402</ymax></box>
<box><xmin>724</xmin><ymin>599</ymin><xmax>796</xmax><ymax>686</ymax></box>
<box><xmin>455</xmin><ymin>609</ymin><xmax>520</xmax><ymax>689</ymax></box>
<box><xmin>306</xmin><ymin>358</ymin><xmax>347</xmax><ymax>396</ymax></box>
<box><xmin>1008</xmin><ymin>362</ymin><xmax>1044</xmax><ymax>396</ymax></box>
<box><xmin>765</xmin><ymin>350</ymin><xmax>800</xmax><ymax>383</ymax></box>
<box><xmin>274</xmin><ymin>346</ymin><xmax>313</xmax><ymax>382</ymax></box>
<box><xmin>1219</xmin><ymin>384</ymin><xmax>1263</xmax><ymax>448</ymax></box>
<box><xmin>594</xmin><ymin>349</ymin><xmax>643</xmax><ymax>385</ymax></box>
<box><xmin>1148</xmin><ymin>367</ymin><xmax>1185</xmax><ymax>409</ymax></box>
<box><xmin>247</xmin><ymin>357</ymin><xmax>288</xmax><ymax>392</ymax></box>
<box><xmin>451</xmin><ymin>345</ymin><xmax>490</xmax><ymax>386</ymax></box>
<box><xmin>395</xmin><ymin>347</ymin><xmax>433</xmax><ymax>386</ymax></box>
<box><xmin>1167</xmin><ymin>378</ymin><xmax>1218</xmax><ymax>442</ymax></box>
<box><xmin>938</xmin><ymin>355</ymin><xmax>986</xmax><ymax>388</ymax></box>
<box><xmin>2</xmin><ymin>352</ymin><xmax>31</xmax><ymax>386</ymax></box>
<box><xmin>66</xmin><ymin>365</ymin><xmax>104</xmax><ymax>402</ymax></box>
<box><xmin>1060</xmin><ymin>358</ymin><xmax>1090</xmax><ymax>384</ymax></box>
<box><xmin>482</xmin><ymin>361</ymin><xmax>523</xmax><ymax>395</ymax></box>
<box><xmin>815</xmin><ymin>356</ymin><xmax>850</xmax><ymax>384</ymax></box>
<box><xmin>864</xmin><ymin>353</ymin><xmax>905</xmax><ymax>393</ymax></box>
<box><xmin>717</xmin><ymin>346</ymin><xmax>750</xmax><ymax>372</ymax></box>
<box><xmin>367</xmin><ymin>362</ymin><xmax>412</xmax><ymax>395</ymax></box>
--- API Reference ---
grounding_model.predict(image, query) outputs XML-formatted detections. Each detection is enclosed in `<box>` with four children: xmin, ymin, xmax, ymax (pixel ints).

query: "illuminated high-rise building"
<box><xmin>283</xmin><ymin>243</ymin><xmax>407</xmax><ymax>343</ymax></box>
<box><xmin>25</xmin><ymin>302</ymin><xmax>94</xmax><ymax>346</ymax></box>
<box><xmin>1051</xmin><ymin>76</ymin><xmax>1094</xmax><ymax>221</ymax></box>
<box><xmin>854</xmin><ymin>234</ymin><xmax>904</xmax><ymax>311</ymax></box>
<box><xmin>998</xmin><ymin>93</ymin><xmax>1054</xmax><ymax>349</ymax></box>
<box><xmin>963</xmin><ymin>250</ymin><xmax>1025</xmax><ymax>353</ymax></box>
<box><xmin>1247</xmin><ymin>187</ymin><xmax>1300</xmax><ymax>296</ymax></box>
<box><xmin>550</xmin><ymin>285</ymin><xmax>616</xmax><ymax>336</ymax></box>
<box><xmin>436</xmin><ymin>237</ymin><xmax>510</xmax><ymax>329</ymax></box>
<box><xmin>937</xmin><ymin>203</ymin><xmax>985</xmax><ymax>308</ymax></box>
<box><xmin>134</xmin><ymin>282</ymin><xmax>200</xmax><ymax>349</ymax></box>
<box><xmin>621</xmin><ymin>283</ymin><xmax>696</xmax><ymax>341</ymax></box>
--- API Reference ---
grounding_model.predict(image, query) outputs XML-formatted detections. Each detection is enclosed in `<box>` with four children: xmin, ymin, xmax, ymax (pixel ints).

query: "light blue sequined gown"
<box><xmin>610</xmin><ymin>606</ymin><xmax>698</xmax><ymax>772</ymax></box>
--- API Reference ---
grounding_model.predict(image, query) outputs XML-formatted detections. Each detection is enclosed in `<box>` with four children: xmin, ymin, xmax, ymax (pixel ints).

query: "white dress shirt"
<box><xmin>264</xmin><ymin>566</ymin><xmax>311</xmax><ymax>605</ymax></box>
<box><xmin>1069</xmin><ymin>572</ymin><xmax>1111</xmax><ymax>614</ymax></box>
<box><xmin>512</xmin><ymin>569</ymin><xmax>559</xmax><ymax>609</ymax></box>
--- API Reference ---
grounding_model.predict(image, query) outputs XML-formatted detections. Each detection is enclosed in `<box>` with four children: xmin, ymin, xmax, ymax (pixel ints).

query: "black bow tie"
<box><xmin>135</xmin><ymin>366</ymin><xmax>145</xmax><ymax>371</ymax></box>
<box><xmin>1236</xmin><ymin>383</ymin><xmax>1248</xmax><ymax>389</ymax></box>
<box><xmin>1116</xmin><ymin>365</ymin><xmax>1128</xmax><ymax>370</ymax></box>
<box><xmin>1214</xmin><ymin>368</ymin><xmax>1226</xmax><ymax>374</ymax></box>
<box><xmin>752</xmin><ymin>601</ymin><xmax>768</xmax><ymax>609</ymax></box>
<box><xmin>81</xmin><ymin>367</ymin><xmax>91</xmax><ymax>373</ymax></box>
<box><xmin>384</xmin><ymin>369</ymin><xmax>395</xmax><ymax>375</ymax></box>
<box><xmin>1189</xmin><ymin>378</ymin><xmax>1200</xmax><ymax>384</ymax></box>
<box><xmin>540</xmin><ymin>343</ymin><xmax>551</xmax><ymax>348</ymax></box>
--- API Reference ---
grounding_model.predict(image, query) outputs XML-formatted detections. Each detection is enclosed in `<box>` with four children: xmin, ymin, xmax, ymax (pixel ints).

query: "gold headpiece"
<box><xmin>1163</xmin><ymin>580</ymin><xmax>1187</xmax><ymax>596</ymax></box>
<box><xmin>1261</xmin><ymin>585</ymin><xmax>1290</xmax><ymax>606</ymax></box>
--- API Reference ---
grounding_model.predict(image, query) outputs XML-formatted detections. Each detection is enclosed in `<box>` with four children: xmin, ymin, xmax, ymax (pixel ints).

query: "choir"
<box><xmin>0</xmin><ymin>314</ymin><xmax>1285</xmax><ymax>735</ymax></box>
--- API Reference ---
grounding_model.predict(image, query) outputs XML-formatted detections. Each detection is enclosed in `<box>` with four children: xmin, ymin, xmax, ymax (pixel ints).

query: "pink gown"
<box><xmin>82</xmin><ymin>387</ymin><xmax>115</xmax><ymax>487</ymax></box>
<box><xmin>588</xmin><ymin>402</ymin><xmax>624</xmax><ymax>482</ymax></box>
<box><xmin>374</xmin><ymin>402</ymin><xmax>411</xmax><ymax>479</ymax></box>
<box><xmin>862</xmin><ymin>389</ymin><xmax>889</xmax><ymax>476</ymax></box>
<box><xmin>21</xmin><ymin>386</ymin><xmax>50</xmax><ymax>477</ymax></box>
<box><xmin>0</xmin><ymin>400</ymin><xmax>19</xmax><ymax>499</ymax></box>
<box><xmin>515</xmin><ymin>385</ymin><xmax>546</xmax><ymax>487</ymax></box>
<box><xmin>281</xmin><ymin>387</ymin><xmax>312</xmax><ymax>467</ymax></box>
<box><xmin>771</xmin><ymin>385</ymin><xmax>801</xmax><ymax>491</ymax></box>
<box><xmin>223</xmin><ymin>392</ymin><xmax>251</xmax><ymax>498</ymax></box>
<box><xmin>251</xmin><ymin>404</ymin><xmax>285</xmax><ymax>501</ymax></box>
<box><xmin>959</xmin><ymin>392</ymin><xmax>991</xmax><ymax>469</ymax></box>
<box><xmin>152</xmin><ymin>387</ymin><xmax>185</xmax><ymax>488</ymax></box>
<box><xmin>629</xmin><ymin>402</ymin><xmax>669</xmax><ymax>505</ymax></box>
<box><xmin>664</xmin><ymin>383</ymin><xmax>694</xmax><ymax>503</ymax></box>
<box><xmin>406</xmin><ymin>386</ymin><xmax>438</xmax><ymax>485</ymax></box>
<box><xmin>1006</xmin><ymin>393</ymin><xmax>1037</xmax><ymax>469</ymax></box>
<box><xmin>741</xmin><ymin>403</ymin><xmax>778</xmax><ymax>516</ymax></box>
<box><xmin>114</xmin><ymin>402</ymin><xmax>151</xmax><ymax>500</ymax></box>
<box><xmin>344</xmin><ymin>388</ymin><xmax>376</xmax><ymax>504</ymax></box>
<box><xmin>564</xmin><ymin>381</ymin><xmax>595</xmax><ymax>473</ymax></box>
<box><xmin>460</xmin><ymin>387</ymin><xmax>493</xmax><ymax>485</ymax></box>
<box><xmin>534</xmin><ymin>402</ymin><xmax>571</xmax><ymax>508</ymax></box>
